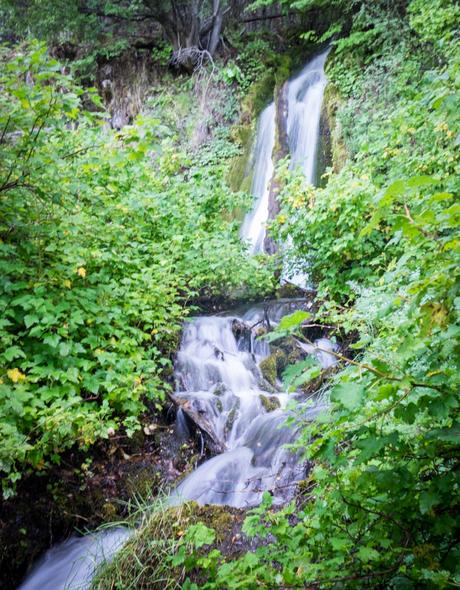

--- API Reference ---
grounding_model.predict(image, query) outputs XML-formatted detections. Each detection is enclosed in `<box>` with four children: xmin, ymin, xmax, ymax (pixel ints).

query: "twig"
<box><xmin>0</xmin><ymin>115</ymin><xmax>11</xmax><ymax>144</ymax></box>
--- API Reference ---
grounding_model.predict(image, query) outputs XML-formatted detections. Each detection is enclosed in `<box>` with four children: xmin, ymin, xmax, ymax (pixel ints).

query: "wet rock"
<box><xmin>224</xmin><ymin>398</ymin><xmax>241</xmax><ymax>439</ymax></box>
<box><xmin>259</xmin><ymin>348</ymin><xmax>287</xmax><ymax>386</ymax></box>
<box><xmin>170</xmin><ymin>394</ymin><xmax>225</xmax><ymax>454</ymax></box>
<box><xmin>259</xmin><ymin>354</ymin><xmax>277</xmax><ymax>386</ymax></box>
<box><xmin>259</xmin><ymin>394</ymin><xmax>281</xmax><ymax>412</ymax></box>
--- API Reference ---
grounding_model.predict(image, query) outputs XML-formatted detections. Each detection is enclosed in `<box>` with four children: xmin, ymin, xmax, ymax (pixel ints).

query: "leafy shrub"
<box><xmin>0</xmin><ymin>43</ymin><xmax>274</xmax><ymax>497</ymax></box>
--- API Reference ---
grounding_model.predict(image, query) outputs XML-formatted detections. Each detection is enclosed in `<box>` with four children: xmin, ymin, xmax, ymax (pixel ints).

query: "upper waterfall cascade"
<box><xmin>241</xmin><ymin>47</ymin><xmax>329</xmax><ymax>253</ymax></box>
<box><xmin>18</xmin><ymin>51</ymin><xmax>332</xmax><ymax>590</ymax></box>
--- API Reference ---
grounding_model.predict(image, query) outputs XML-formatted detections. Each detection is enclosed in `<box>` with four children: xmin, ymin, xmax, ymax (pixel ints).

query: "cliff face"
<box><xmin>96</xmin><ymin>51</ymin><xmax>158</xmax><ymax>129</ymax></box>
<box><xmin>321</xmin><ymin>81</ymin><xmax>347</xmax><ymax>175</ymax></box>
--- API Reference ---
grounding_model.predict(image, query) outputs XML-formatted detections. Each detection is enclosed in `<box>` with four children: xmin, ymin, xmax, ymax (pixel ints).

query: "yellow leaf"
<box><xmin>63</xmin><ymin>279</ymin><xmax>72</xmax><ymax>289</ymax></box>
<box><xmin>77</xmin><ymin>267</ymin><xmax>87</xmax><ymax>278</ymax></box>
<box><xmin>7</xmin><ymin>368</ymin><xmax>26</xmax><ymax>383</ymax></box>
<box><xmin>431</xmin><ymin>303</ymin><xmax>448</xmax><ymax>326</ymax></box>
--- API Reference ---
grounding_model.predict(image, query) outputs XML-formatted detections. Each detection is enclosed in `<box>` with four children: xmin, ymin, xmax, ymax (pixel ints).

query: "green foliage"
<box><xmin>0</xmin><ymin>42</ymin><xmax>274</xmax><ymax>497</ymax></box>
<box><xmin>151</xmin><ymin>41</ymin><xmax>173</xmax><ymax>67</ymax></box>
<box><xmin>263</xmin><ymin>309</ymin><xmax>310</xmax><ymax>341</ymax></box>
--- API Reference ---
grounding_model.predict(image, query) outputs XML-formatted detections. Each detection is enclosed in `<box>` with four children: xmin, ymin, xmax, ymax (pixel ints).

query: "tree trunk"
<box><xmin>207</xmin><ymin>0</ymin><xmax>224</xmax><ymax>55</ymax></box>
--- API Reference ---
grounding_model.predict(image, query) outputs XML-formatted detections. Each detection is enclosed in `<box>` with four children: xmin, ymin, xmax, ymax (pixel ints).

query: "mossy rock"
<box><xmin>323</xmin><ymin>82</ymin><xmax>347</xmax><ymax>173</ymax></box>
<box><xmin>274</xmin><ymin>55</ymin><xmax>292</xmax><ymax>90</ymax></box>
<box><xmin>92</xmin><ymin>502</ymin><xmax>247</xmax><ymax>590</ymax></box>
<box><xmin>276</xmin><ymin>336</ymin><xmax>302</xmax><ymax>362</ymax></box>
<box><xmin>227</xmin><ymin>120</ymin><xmax>255</xmax><ymax>193</ymax></box>
<box><xmin>125</xmin><ymin>465</ymin><xmax>161</xmax><ymax>499</ymax></box>
<box><xmin>259</xmin><ymin>349</ymin><xmax>287</xmax><ymax>386</ymax></box>
<box><xmin>276</xmin><ymin>283</ymin><xmax>306</xmax><ymax>299</ymax></box>
<box><xmin>259</xmin><ymin>354</ymin><xmax>277</xmax><ymax>386</ymax></box>
<box><xmin>224</xmin><ymin>399</ymin><xmax>241</xmax><ymax>437</ymax></box>
<box><xmin>259</xmin><ymin>394</ymin><xmax>281</xmax><ymax>412</ymax></box>
<box><xmin>227</xmin><ymin>68</ymin><xmax>278</xmax><ymax>194</ymax></box>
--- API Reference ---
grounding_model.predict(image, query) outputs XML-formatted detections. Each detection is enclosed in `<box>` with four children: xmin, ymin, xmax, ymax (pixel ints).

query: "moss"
<box><xmin>213</xmin><ymin>384</ymin><xmax>225</xmax><ymax>396</ymax></box>
<box><xmin>101</xmin><ymin>502</ymin><xmax>118</xmax><ymax>521</ymax></box>
<box><xmin>274</xmin><ymin>55</ymin><xmax>293</xmax><ymax>91</ymax></box>
<box><xmin>92</xmin><ymin>502</ymin><xmax>247</xmax><ymax>590</ymax></box>
<box><xmin>224</xmin><ymin>398</ymin><xmax>241</xmax><ymax>436</ymax></box>
<box><xmin>125</xmin><ymin>465</ymin><xmax>161</xmax><ymax>499</ymax></box>
<box><xmin>243</xmin><ymin>69</ymin><xmax>277</xmax><ymax>119</ymax></box>
<box><xmin>323</xmin><ymin>82</ymin><xmax>348</xmax><ymax>173</ymax></box>
<box><xmin>259</xmin><ymin>394</ymin><xmax>281</xmax><ymax>412</ymax></box>
<box><xmin>259</xmin><ymin>349</ymin><xmax>287</xmax><ymax>386</ymax></box>
<box><xmin>227</xmin><ymin>120</ymin><xmax>255</xmax><ymax>194</ymax></box>
<box><xmin>227</xmin><ymin>66</ymin><xmax>279</xmax><ymax>194</ymax></box>
<box><xmin>259</xmin><ymin>354</ymin><xmax>277</xmax><ymax>386</ymax></box>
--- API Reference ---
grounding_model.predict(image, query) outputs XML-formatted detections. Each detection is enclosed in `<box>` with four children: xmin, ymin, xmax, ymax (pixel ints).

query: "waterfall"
<box><xmin>287</xmin><ymin>49</ymin><xmax>329</xmax><ymax>182</ymax></box>
<box><xmin>241</xmin><ymin>48</ymin><xmax>329</xmax><ymax>256</ymax></box>
<box><xmin>18</xmin><ymin>529</ymin><xmax>131</xmax><ymax>590</ymax></box>
<box><xmin>18</xmin><ymin>303</ymin><xmax>335</xmax><ymax>590</ymax></box>
<box><xmin>239</xmin><ymin>103</ymin><xmax>276</xmax><ymax>253</ymax></box>
<box><xmin>170</xmin><ymin>307</ymin><xmax>321</xmax><ymax>508</ymax></box>
<box><xmin>18</xmin><ymin>50</ymin><xmax>332</xmax><ymax>590</ymax></box>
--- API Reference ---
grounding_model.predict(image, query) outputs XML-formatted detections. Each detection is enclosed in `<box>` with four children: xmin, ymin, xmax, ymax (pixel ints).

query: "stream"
<box><xmin>18</xmin><ymin>48</ymin><xmax>331</xmax><ymax>590</ymax></box>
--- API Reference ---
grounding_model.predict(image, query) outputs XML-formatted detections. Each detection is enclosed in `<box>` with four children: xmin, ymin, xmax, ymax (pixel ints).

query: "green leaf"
<box><xmin>24</xmin><ymin>314</ymin><xmax>39</xmax><ymax>328</ymax></box>
<box><xmin>59</xmin><ymin>342</ymin><xmax>71</xmax><ymax>357</ymax></box>
<box><xmin>406</xmin><ymin>175</ymin><xmax>437</xmax><ymax>188</ymax></box>
<box><xmin>278</xmin><ymin>310</ymin><xmax>311</xmax><ymax>331</ymax></box>
<box><xmin>3</xmin><ymin>346</ymin><xmax>26</xmax><ymax>362</ymax></box>
<box><xmin>357</xmin><ymin>546</ymin><xmax>380</xmax><ymax>562</ymax></box>
<box><xmin>282</xmin><ymin>357</ymin><xmax>317</xmax><ymax>390</ymax></box>
<box><xmin>419</xmin><ymin>491</ymin><xmax>439</xmax><ymax>514</ymax></box>
<box><xmin>184</xmin><ymin>524</ymin><xmax>216</xmax><ymax>549</ymax></box>
<box><xmin>43</xmin><ymin>334</ymin><xmax>60</xmax><ymax>348</ymax></box>
<box><xmin>330</xmin><ymin>382</ymin><xmax>365</xmax><ymax>410</ymax></box>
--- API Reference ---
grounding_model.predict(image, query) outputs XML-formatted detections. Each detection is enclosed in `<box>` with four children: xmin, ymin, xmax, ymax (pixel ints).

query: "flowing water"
<box><xmin>283</xmin><ymin>48</ymin><xmax>329</xmax><ymax>287</ymax></box>
<box><xmin>171</xmin><ymin>302</ymin><xmax>333</xmax><ymax>508</ymax></box>
<box><xmin>241</xmin><ymin>47</ymin><xmax>329</xmax><ymax>262</ymax></box>
<box><xmin>239</xmin><ymin>103</ymin><xmax>276</xmax><ymax>253</ymax></box>
<box><xmin>18</xmin><ymin>50</ymin><xmax>331</xmax><ymax>590</ymax></box>
<box><xmin>287</xmin><ymin>49</ymin><xmax>329</xmax><ymax>181</ymax></box>
<box><xmin>18</xmin><ymin>529</ymin><xmax>132</xmax><ymax>590</ymax></box>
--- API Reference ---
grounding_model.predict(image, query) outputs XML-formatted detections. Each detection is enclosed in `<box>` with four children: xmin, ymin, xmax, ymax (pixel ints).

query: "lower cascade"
<box><xmin>19</xmin><ymin>302</ymin><xmax>336</xmax><ymax>590</ymax></box>
<box><xmin>171</xmin><ymin>304</ymin><xmax>332</xmax><ymax>508</ymax></box>
<box><xmin>18</xmin><ymin>49</ymin><xmax>331</xmax><ymax>590</ymax></box>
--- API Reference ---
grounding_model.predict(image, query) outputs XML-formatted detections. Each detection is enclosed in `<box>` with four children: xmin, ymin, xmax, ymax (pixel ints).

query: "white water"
<box><xmin>287</xmin><ymin>49</ymin><xmax>329</xmax><ymax>181</ymax></box>
<box><xmin>18</xmin><ymin>529</ymin><xmax>131</xmax><ymax>590</ymax></box>
<box><xmin>241</xmin><ymin>47</ymin><xmax>329</xmax><ymax>264</ymax></box>
<box><xmin>171</xmin><ymin>303</ymin><xmax>330</xmax><ymax>508</ymax></box>
<box><xmin>18</xmin><ymin>302</ymin><xmax>335</xmax><ymax>589</ymax></box>
<box><xmin>283</xmin><ymin>49</ymin><xmax>329</xmax><ymax>287</ymax></box>
<box><xmin>240</xmin><ymin>103</ymin><xmax>276</xmax><ymax>253</ymax></box>
<box><xmin>18</xmin><ymin>51</ymin><xmax>333</xmax><ymax>589</ymax></box>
